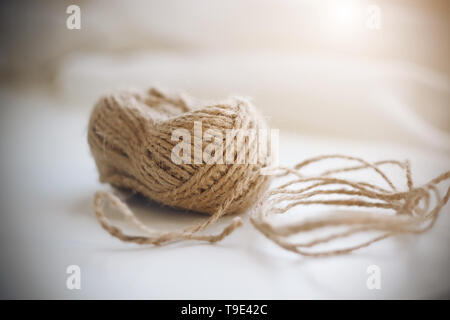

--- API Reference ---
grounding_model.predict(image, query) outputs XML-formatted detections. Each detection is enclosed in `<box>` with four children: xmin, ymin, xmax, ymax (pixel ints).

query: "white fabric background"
<box><xmin>0</xmin><ymin>0</ymin><xmax>448</xmax><ymax>299</ymax></box>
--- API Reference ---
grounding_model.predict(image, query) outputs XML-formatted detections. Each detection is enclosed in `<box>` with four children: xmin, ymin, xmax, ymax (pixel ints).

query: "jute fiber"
<box><xmin>88</xmin><ymin>87</ymin><xmax>450</xmax><ymax>256</ymax></box>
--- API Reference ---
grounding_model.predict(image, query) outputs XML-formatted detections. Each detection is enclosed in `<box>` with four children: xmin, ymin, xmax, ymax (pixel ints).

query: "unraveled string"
<box><xmin>251</xmin><ymin>155</ymin><xmax>449</xmax><ymax>257</ymax></box>
<box><xmin>94</xmin><ymin>190</ymin><xmax>243</xmax><ymax>246</ymax></box>
<box><xmin>93</xmin><ymin>154</ymin><xmax>449</xmax><ymax>256</ymax></box>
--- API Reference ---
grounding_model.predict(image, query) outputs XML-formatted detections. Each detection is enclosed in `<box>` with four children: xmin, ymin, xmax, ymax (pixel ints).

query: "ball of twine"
<box><xmin>88</xmin><ymin>87</ymin><xmax>271</xmax><ymax>244</ymax></box>
<box><xmin>88</xmin><ymin>87</ymin><xmax>449</xmax><ymax>256</ymax></box>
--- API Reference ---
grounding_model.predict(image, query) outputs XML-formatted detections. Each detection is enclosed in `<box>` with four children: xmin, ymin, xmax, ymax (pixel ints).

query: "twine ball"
<box><xmin>88</xmin><ymin>87</ymin><xmax>271</xmax><ymax>215</ymax></box>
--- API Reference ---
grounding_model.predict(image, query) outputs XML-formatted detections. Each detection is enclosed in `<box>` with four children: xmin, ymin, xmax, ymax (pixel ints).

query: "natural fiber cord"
<box><xmin>88</xmin><ymin>87</ymin><xmax>450</xmax><ymax>256</ymax></box>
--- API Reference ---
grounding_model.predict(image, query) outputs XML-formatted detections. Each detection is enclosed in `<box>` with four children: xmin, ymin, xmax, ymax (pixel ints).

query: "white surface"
<box><xmin>0</xmin><ymin>88</ymin><xmax>449</xmax><ymax>299</ymax></box>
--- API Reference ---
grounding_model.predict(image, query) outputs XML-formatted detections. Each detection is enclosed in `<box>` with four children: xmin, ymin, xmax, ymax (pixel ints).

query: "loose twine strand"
<box><xmin>94</xmin><ymin>154</ymin><xmax>449</xmax><ymax>256</ymax></box>
<box><xmin>251</xmin><ymin>155</ymin><xmax>449</xmax><ymax>257</ymax></box>
<box><xmin>94</xmin><ymin>189</ymin><xmax>242</xmax><ymax>246</ymax></box>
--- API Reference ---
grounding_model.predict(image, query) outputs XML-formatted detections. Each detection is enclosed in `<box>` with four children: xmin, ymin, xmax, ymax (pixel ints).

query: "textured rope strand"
<box><xmin>250</xmin><ymin>155</ymin><xmax>449</xmax><ymax>257</ymax></box>
<box><xmin>94</xmin><ymin>190</ymin><xmax>243</xmax><ymax>245</ymax></box>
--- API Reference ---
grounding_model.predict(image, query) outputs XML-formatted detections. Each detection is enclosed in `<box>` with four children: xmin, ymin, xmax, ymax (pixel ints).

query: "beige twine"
<box><xmin>88</xmin><ymin>87</ymin><xmax>450</xmax><ymax>256</ymax></box>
